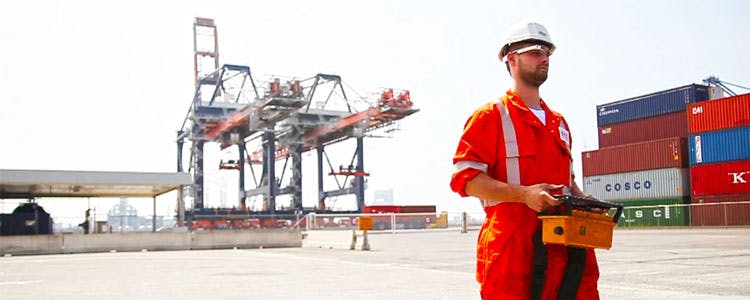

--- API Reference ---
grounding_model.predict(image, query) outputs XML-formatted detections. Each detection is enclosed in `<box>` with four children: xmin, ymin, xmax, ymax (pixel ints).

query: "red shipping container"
<box><xmin>598</xmin><ymin>112</ymin><xmax>688</xmax><ymax>148</ymax></box>
<box><xmin>582</xmin><ymin>137</ymin><xmax>688</xmax><ymax>176</ymax></box>
<box><xmin>691</xmin><ymin>194</ymin><xmax>750</xmax><ymax>226</ymax></box>
<box><xmin>687</xmin><ymin>93</ymin><xmax>750</xmax><ymax>133</ymax></box>
<box><xmin>364</xmin><ymin>205</ymin><xmax>403</xmax><ymax>213</ymax></box>
<box><xmin>363</xmin><ymin>205</ymin><xmax>436</xmax><ymax>213</ymax></box>
<box><xmin>400</xmin><ymin>205</ymin><xmax>437</xmax><ymax>213</ymax></box>
<box><xmin>690</xmin><ymin>160</ymin><xmax>750</xmax><ymax>196</ymax></box>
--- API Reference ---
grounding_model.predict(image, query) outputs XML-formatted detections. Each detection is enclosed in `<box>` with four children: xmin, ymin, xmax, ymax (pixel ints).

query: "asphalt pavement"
<box><xmin>1</xmin><ymin>227</ymin><xmax>748</xmax><ymax>299</ymax></box>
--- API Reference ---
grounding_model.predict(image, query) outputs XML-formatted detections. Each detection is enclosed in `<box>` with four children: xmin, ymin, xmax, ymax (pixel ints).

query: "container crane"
<box><xmin>176</xmin><ymin>17</ymin><xmax>419</xmax><ymax>229</ymax></box>
<box><xmin>703</xmin><ymin>76</ymin><xmax>750</xmax><ymax>97</ymax></box>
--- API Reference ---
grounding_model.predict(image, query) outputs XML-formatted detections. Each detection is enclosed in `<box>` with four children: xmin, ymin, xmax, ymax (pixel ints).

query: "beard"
<box><xmin>519</xmin><ymin>65</ymin><xmax>548</xmax><ymax>87</ymax></box>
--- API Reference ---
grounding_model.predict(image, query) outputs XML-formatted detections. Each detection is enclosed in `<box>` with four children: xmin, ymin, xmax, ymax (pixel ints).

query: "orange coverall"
<box><xmin>451</xmin><ymin>90</ymin><xmax>599</xmax><ymax>299</ymax></box>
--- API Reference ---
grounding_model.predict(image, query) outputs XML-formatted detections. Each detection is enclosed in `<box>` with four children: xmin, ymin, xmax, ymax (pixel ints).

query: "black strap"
<box><xmin>530</xmin><ymin>229</ymin><xmax>547</xmax><ymax>300</ymax></box>
<box><xmin>557</xmin><ymin>247</ymin><xmax>587</xmax><ymax>300</ymax></box>
<box><xmin>531</xmin><ymin>229</ymin><xmax>589</xmax><ymax>300</ymax></box>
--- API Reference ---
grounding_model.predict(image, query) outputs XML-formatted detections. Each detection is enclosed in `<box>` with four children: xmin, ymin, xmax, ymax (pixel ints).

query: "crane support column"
<box><xmin>194</xmin><ymin>141</ymin><xmax>205</xmax><ymax>209</ymax></box>
<box><xmin>355</xmin><ymin>137</ymin><xmax>365</xmax><ymax>212</ymax></box>
<box><xmin>238</xmin><ymin>142</ymin><xmax>247</xmax><ymax>210</ymax></box>
<box><xmin>291</xmin><ymin>143</ymin><xmax>303</xmax><ymax>210</ymax></box>
<box><xmin>317</xmin><ymin>147</ymin><xmax>325</xmax><ymax>209</ymax></box>
<box><xmin>177</xmin><ymin>131</ymin><xmax>185</xmax><ymax>173</ymax></box>
<box><xmin>263</xmin><ymin>132</ymin><xmax>277</xmax><ymax>213</ymax></box>
<box><xmin>176</xmin><ymin>131</ymin><xmax>185</xmax><ymax>226</ymax></box>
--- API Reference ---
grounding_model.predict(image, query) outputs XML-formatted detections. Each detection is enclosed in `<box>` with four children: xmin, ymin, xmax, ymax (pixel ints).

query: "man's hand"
<box><xmin>523</xmin><ymin>183</ymin><xmax>565</xmax><ymax>212</ymax></box>
<box><xmin>574</xmin><ymin>192</ymin><xmax>609</xmax><ymax>213</ymax></box>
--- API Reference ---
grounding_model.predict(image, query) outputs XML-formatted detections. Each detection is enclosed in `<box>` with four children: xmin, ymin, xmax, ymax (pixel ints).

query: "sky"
<box><xmin>1</xmin><ymin>0</ymin><xmax>749</xmax><ymax>223</ymax></box>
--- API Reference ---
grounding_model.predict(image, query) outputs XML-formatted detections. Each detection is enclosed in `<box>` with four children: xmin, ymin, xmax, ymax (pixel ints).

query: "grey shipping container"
<box><xmin>583</xmin><ymin>168</ymin><xmax>690</xmax><ymax>201</ymax></box>
<box><xmin>596</xmin><ymin>84</ymin><xmax>709</xmax><ymax>126</ymax></box>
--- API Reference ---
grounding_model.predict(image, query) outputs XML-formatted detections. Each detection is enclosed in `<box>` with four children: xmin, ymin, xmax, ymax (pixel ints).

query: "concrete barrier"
<box><xmin>191</xmin><ymin>230</ymin><xmax>302</xmax><ymax>249</ymax></box>
<box><xmin>0</xmin><ymin>234</ymin><xmax>63</xmax><ymax>255</ymax></box>
<box><xmin>0</xmin><ymin>230</ymin><xmax>302</xmax><ymax>255</ymax></box>
<box><xmin>62</xmin><ymin>232</ymin><xmax>191</xmax><ymax>254</ymax></box>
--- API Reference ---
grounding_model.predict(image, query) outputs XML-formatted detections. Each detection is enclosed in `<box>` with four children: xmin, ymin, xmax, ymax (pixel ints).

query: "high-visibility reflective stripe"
<box><xmin>480</xmin><ymin>101</ymin><xmax>521</xmax><ymax>208</ymax></box>
<box><xmin>480</xmin><ymin>100</ymin><xmax>572</xmax><ymax>208</ymax></box>
<box><xmin>498</xmin><ymin>102</ymin><xmax>521</xmax><ymax>185</ymax></box>
<box><xmin>454</xmin><ymin>161</ymin><xmax>488</xmax><ymax>174</ymax></box>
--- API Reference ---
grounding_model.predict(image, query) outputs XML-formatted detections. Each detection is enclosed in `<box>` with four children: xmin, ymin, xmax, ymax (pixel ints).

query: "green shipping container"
<box><xmin>613</xmin><ymin>197</ymin><xmax>690</xmax><ymax>227</ymax></box>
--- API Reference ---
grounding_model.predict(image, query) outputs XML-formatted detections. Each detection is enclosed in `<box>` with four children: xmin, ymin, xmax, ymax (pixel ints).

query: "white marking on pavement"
<box><xmin>248</xmin><ymin>251</ymin><xmax>474</xmax><ymax>275</ymax></box>
<box><xmin>0</xmin><ymin>280</ymin><xmax>42</xmax><ymax>285</ymax></box>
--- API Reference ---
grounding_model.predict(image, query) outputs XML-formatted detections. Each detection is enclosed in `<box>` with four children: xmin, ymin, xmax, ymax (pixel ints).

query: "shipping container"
<box><xmin>690</xmin><ymin>160</ymin><xmax>750</xmax><ymax>196</ymax></box>
<box><xmin>614</xmin><ymin>197</ymin><xmax>690</xmax><ymax>227</ymax></box>
<box><xmin>597</xmin><ymin>112</ymin><xmax>688</xmax><ymax>148</ymax></box>
<box><xmin>361</xmin><ymin>205</ymin><xmax>438</xmax><ymax>230</ymax></box>
<box><xmin>689</xmin><ymin>126</ymin><xmax>750</xmax><ymax>165</ymax></box>
<box><xmin>690</xmin><ymin>194</ymin><xmax>750</xmax><ymax>226</ymax></box>
<box><xmin>687</xmin><ymin>93</ymin><xmax>750</xmax><ymax>134</ymax></box>
<box><xmin>362</xmin><ymin>205</ymin><xmax>436</xmax><ymax>214</ymax></box>
<box><xmin>582</xmin><ymin>137</ymin><xmax>688</xmax><ymax>176</ymax></box>
<box><xmin>583</xmin><ymin>168</ymin><xmax>689</xmax><ymax>201</ymax></box>
<box><xmin>597</xmin><ymin>84</ymin><xmax>709</xmax><ymax>126</ymax></box>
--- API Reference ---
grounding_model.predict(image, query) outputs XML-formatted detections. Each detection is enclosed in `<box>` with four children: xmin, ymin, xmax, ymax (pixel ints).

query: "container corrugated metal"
<box><xmin>583</xmin><ymin>168</ymin><xmax>689</xmax><ymax>201</ymax></box>
<box><xmin>614</xmin><ymin>197</ymin><xmax>690</xmax><ymax>227</ymax></box>
<box><xmin>687</xmin><ymin>93</ymin><xmax>750</xmax><ymax>134</ymax></box>
<box><xmin>582</xmin><ymin>137</ymin><xmax>688</xmax><ymax>176</ymax></box>
<box><xmin>596</xmin><ymin>84</ymin><xmax>709</xmax><ymax>126</ymax></box>
<box><xmin>597</xmin><ymin>112</ymin><xmax>688</xmax><ymax>148</ymax></box>
<box><xmin>690</xmin><ymin>194</ymin><xmax>750</xmax><ymax>226</ymax></box>
<box><xmin>689</xmin><ymin>126</ymin><xmax>750</xmax><ymax>165</ymax></box>
<box><xmin>690</xmin><ymin>160</ymin><xmax>750</xmax><ymax>196</ymax></box>
<box><xmin>400</xmin><ymin>205</ymin><xmax>437</xmax><ymax>213</ymax></box>
<box><xmin>362</xmin><ymin>205</ymin><xmax>436</xmax><ymax>214</ymax></box>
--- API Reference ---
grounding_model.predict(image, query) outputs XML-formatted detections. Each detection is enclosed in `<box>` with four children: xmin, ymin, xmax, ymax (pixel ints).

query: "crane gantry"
<box><xmin>176</xmin><ymin>18</ymin><xmax>418</xmax><ymax>227</ymax></box>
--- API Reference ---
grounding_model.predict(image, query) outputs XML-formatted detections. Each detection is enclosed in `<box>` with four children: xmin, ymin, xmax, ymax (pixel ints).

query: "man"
<box><xmin>450</xmin><ymin>21</ymin><xmax>600</xmax><ymax>299</ymax></box>
<box><xmin>78</xmin><ymin>208</ymin><xmax>91</xmax><ymax>234</ymax></box>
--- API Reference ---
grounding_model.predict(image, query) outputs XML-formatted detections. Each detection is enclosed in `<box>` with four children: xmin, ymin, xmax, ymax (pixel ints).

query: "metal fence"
<box><xmin>614</xmin><ymin>201</ymin><xmax>750</xmax><ymax>228</ymax></box>
<box><xmin>4</xmin><ymin>201</ymin><xmax>746</xmax><ymax>235</ymax></box>
<box><xmin>304</xmin><ymin>201</ymin><xmax>750</xmax><ymax>233</ymax></box>
<box><xmin>301</xmin><ymin>211</ymin><xmax>487</xmax><ymax>233</ymax></box>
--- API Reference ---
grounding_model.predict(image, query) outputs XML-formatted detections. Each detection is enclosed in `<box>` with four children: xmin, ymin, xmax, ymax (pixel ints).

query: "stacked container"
<box><xmin>583</xmin><ymin>84</ymin><xmax>710</xmax><ymax>227</ymax></box>
<box><xmin>596</xmin><ymin>84</ymin><xmax>709</xmax><ymax>147</ymax></box>
<box><xmin>687</xmin><ymin>93</ymin><xmax>750</xmax><ymax>226</ymax></box>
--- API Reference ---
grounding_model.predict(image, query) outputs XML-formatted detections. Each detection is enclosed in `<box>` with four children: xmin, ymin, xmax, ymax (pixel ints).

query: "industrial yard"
<box><xmin>1</xmin><ymin>2</ymin><xmax>750</xmax><ymax>299</ymax></box>
<box><xmin>1</xmin><ymin>228</ymin><xmax>748</xmax><ymax>299</ymax></box>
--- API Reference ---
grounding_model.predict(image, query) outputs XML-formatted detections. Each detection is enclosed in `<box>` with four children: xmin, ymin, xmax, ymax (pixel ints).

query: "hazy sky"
<box><xmin>1</xmin><ymin>0</ymin><xmax>749</xmax><ymax>221</ymax></box>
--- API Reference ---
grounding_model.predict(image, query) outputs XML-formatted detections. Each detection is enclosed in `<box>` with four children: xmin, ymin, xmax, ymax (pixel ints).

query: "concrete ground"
<box><xmin>0</xmin><ymin>228</ymin><xmax>748</xmax><ymax>299</ymax></box>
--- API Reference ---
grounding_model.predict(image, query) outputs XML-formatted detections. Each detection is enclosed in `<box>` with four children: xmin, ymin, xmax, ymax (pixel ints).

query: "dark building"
<box><xmin>0</xmin><ymin>202</ymin><xmax>54</xmax><ymax>235</ymax></box>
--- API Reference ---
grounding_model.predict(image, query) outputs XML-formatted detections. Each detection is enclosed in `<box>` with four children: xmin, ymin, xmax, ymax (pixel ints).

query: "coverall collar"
<box><xmin>503</xmin><ymin>89</ymin><xmax>560</xmax><ymax>128</ymax></box>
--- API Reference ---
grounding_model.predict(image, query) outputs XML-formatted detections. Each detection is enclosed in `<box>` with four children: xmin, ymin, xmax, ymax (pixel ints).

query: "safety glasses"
<box><xmin>502</xmin><ymin>44</ymin><xmax>553</xmax><ymax>62</ymax></box>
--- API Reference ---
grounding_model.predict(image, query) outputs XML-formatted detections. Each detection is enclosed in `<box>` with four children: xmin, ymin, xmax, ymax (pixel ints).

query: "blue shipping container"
<box><xmin>596</xmin><ymin>84</ymin><xmax>709</xmax><ymax>126</ymax></box>
<box><xmin>689</xmin><ymin>126</ymin><xmax>750</xmax><ymax>165</ymax></box>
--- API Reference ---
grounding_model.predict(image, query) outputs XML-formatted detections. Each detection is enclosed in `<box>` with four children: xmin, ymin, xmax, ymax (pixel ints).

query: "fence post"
<box><xmin>362</xmin><ymin>230</ymin><xmax>371</xmax><ymax>251</ymax></box>
<box><xmin>724</xmin><ymin>204</ymin><xmax>728</xmax><ymax>227</ymax></box>
<box><xmin>461</xmin><ymin>212</ymin><xmax>468</xmax><ymax>234</ymax></box>
<box><xmin>391</xmin><ymin>214</ymin><xmax>396</xmax><ymax>234</ymax></box>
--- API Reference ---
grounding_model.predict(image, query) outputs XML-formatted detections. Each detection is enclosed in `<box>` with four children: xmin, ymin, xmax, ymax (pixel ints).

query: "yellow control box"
<box><xmin>538</xmin><ymin>210</ymin><xmax>617</xmax><ymax>249</ymax></box>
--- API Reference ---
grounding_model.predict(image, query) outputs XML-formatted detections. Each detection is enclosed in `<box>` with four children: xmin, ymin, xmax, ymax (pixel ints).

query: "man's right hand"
<box><xmin>522</xmin><ymin>183</ymin><xmax>565</xmax><ymax>212</ymax></box>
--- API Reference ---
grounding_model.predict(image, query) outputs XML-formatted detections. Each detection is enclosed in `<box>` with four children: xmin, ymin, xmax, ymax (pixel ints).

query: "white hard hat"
<box><xmin>500</xmin><ymin>21</ymin><xmax>555</xmax><ymax>58</ymax></box>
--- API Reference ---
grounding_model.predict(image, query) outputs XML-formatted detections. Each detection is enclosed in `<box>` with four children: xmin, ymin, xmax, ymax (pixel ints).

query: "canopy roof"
<box><xmin>0</xmin><ymin>169</ymin><xmax>191</xmax><ymax>199</ymax></box>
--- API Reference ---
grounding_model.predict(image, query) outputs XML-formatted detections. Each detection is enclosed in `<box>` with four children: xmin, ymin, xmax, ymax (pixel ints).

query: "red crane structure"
<box><xmin>176</xmin><ymin>18</ymin><xmax>418</xmax><ymax>228</ymax></box>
